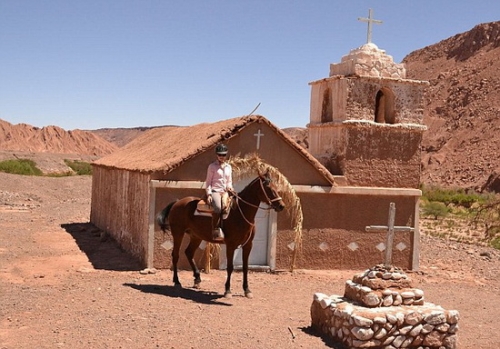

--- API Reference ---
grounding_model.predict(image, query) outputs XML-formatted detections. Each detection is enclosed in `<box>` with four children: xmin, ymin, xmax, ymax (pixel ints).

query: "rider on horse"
<box><xmin>205</xmin><ymin>144</ymin><xmax>234</xmax><ymax>241</ymax></box>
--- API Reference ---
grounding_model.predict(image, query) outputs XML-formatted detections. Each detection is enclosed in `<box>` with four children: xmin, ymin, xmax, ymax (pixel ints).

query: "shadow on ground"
<box><xmin>61</xmin><ymin>222</ymin><xmax>142</xmax><ymax>271</ymax></box>
<box><xmin>300</xmin><ymin>326</ymin><xmax>347</xmax><ymax>349</ymax></box>
<box><xmin>123</xmin><ymin>283</ymin><xmax>233</xmax><ymax>306</ymax></box>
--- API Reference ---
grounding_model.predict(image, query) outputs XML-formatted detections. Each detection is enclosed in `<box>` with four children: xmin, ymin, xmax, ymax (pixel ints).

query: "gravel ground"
<box><xmin>1</xmin><ymin>172</ymin><xmax>499</xmax><ymax>349</ymax></box>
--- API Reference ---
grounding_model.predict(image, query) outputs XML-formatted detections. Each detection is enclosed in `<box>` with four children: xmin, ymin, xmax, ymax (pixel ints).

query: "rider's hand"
<box><xmin>206</xmin><ymin>195</ymin><xmax>213</xmax><ymax>205</ymax></box>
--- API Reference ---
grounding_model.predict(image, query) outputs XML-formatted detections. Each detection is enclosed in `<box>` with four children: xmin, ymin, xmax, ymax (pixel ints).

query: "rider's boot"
<box><xmin>212</xmin><ymin>214</ymin><xmax>224</xmax><ymax>241</ymax></box>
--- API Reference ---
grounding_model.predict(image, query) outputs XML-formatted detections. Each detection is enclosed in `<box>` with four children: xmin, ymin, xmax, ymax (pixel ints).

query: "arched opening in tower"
<box><xmin>375</xmin><ymin>88</ymin><xmax>395</xmax><ymax>124</ymax></box>
<box><xmin>321</xmin><ymin>88</ymin><xmax>333</xmax><ymax>123</ymax></box>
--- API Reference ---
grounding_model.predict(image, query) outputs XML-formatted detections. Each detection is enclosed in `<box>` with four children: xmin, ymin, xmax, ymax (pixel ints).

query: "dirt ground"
<box><xmin>1</xmin><ymin>172</ymin><xmax>499</xmax><ymax>349</ymax></box>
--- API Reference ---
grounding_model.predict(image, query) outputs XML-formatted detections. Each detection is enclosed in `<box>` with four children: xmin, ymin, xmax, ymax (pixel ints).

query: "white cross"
<box><xmin>358</xmin><ymin>8</ymin><xmax>383</xmax><ymax>44</ymax></box>
<box><xmin>365</xmin><ymin>202</ymin><xmax>414</xmax><ymax>267</ymax></box>
<box><xmin>254</xmin><ymin>129</ymin><xmax>264</xmax><ymax>149</ymax></box>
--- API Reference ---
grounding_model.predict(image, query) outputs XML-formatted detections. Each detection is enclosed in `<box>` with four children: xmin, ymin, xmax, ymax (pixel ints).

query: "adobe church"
<box><xmin>90</xmin><ymin>12</ymin><xmax>429</xmax><ymax>271</ymax></box>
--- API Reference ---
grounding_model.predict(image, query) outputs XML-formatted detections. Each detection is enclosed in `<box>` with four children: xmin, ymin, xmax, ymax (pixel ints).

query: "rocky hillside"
<box><xmin>0</xmin><ymin>119</ymin><xmax>118</xmax><ymax>156</ymax></box>
<box><xmin>403</xmin><ymin>21</ymin><xmax>500</xmax><ymax>192</ymax></box>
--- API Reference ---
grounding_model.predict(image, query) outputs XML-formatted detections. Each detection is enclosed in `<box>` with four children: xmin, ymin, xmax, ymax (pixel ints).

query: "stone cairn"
<box><xmin>311</xmin><ymin>264</ymin><xmax>459</xmax><ymax>349</ymax></box>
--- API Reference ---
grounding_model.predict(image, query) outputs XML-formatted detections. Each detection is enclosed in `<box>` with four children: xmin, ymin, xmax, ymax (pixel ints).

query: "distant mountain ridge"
<box><xmin>89</xmin><ymin>125</ymin><xmax>177</xmax><ymax>148</ymax></box>
<box><xmin>0</xmin><ymin>119</ymin><xmax>118</xmax><ymax>156</ymax></box>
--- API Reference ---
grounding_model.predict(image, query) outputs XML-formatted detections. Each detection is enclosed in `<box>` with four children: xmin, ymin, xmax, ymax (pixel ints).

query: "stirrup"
<box><xmin>212</xmin><ymin>228</ymin><xmax>224</xmax><ymax>241</ymax></box>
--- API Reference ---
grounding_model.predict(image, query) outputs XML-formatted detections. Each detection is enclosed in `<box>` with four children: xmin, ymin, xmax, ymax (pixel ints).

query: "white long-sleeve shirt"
<box><xmin>205</xmin><ymin>161</ymin><xmax>233</xmax><ymax>196</ymax></box>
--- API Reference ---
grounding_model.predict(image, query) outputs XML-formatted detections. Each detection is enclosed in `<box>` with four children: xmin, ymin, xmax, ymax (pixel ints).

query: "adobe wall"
<box><xmin>309</xmin><ymin>77</ymin><xmax>427</xmax><ymax>125</ymax></box>
<box><xmin>152</xmin><ymin>188</ymin><xmax>419</xmax><ymax>272</ymax></box>
<box><xmin>342</xmin><ymin>124</ymin><xmax>423</xmax><ymax>188</ymax></box>
<box><xmin>344</xmin><ymin>78</ymin><xmax>427</xmax><ymax>124</ymax></box>
<box><xmin>228</xmin><ymin>122</ymin><xmax>332</xmax><ymax>186</ymax></box>
<box><xmin>309</xmin><ymin>123</ymin><xmax>424</xmax><ymax>187</ymax></box>
<box><xmin>275</xmin><ymin>192</ymin><xmax>418</xmax><ymax>270</ymax></box>
<box><xmin>104</xmin><ymin>177</ymin><xmax>419</xmax><ymax>272</ymax></box>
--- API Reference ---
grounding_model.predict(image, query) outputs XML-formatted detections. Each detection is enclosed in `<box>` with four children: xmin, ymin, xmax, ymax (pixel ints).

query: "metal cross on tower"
<box><xmin>358</xmin><ymin>8</ymin><xmax>383</xmax><ymax>44</ymax></box>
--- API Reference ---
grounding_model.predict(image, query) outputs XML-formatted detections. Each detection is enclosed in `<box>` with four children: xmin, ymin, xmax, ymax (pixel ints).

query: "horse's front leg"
<box><xmin>185</xmin><ymin>238</ymin><xmax>202</xmax><ymax>288</ymax></box>
<box><xmin>224</xmin><ymin>247</ymin><xmax>235</xmax><ymax>298</ymax></box>
<box><xmin>241</xmin><ymin>241</ymin><xmax>253</xmax><ymax>298</ymax></box>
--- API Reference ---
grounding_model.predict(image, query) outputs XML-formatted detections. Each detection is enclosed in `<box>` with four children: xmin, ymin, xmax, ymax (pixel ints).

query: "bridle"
<box><xmin>230</xmin><ymin>176</ymin><xmax>281</xmax><ymax>248</ymax></box>
<box><xmin>231</xmin><ymin>176</ymin><xmax>282</xmax><ymax>246</ymax></box>
<box><xmin>233</xmin><ymin>176</ymin><xmax>282</xmax><ymax>210</ymax></box>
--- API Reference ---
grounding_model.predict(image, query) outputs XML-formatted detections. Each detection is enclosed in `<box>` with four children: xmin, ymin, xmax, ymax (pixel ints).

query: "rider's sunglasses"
<box><xmin>217</xmin><ymin>154</ymin><xmax>227</xmax><ymax>157</ymax></box>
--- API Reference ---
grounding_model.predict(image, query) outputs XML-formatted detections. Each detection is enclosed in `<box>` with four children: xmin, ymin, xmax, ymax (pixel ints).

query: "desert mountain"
<box><xmin>0</xmin><ymin>119</ymin><xmax>118</xmax><ymax>156</ymax></box>
<box><xmin>403</xmin><ymin>21</ymin><xmax>500</xmax><ymax>192</ymax></box>
<box><xmin>90</xmin><ymin>126</ymin><xmax>178</xmax><ymax>148</ymax></box>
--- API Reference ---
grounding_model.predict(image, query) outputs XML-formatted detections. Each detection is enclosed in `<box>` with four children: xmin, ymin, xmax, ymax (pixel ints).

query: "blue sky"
<box><xmin>1</xmin><ymin>1</ymin><xmax>498</xmax><ymax>130</ymax></box>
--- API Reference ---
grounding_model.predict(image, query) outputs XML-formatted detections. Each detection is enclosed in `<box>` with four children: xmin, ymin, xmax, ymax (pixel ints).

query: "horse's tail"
<box><xmin>156</xmin><ymin>201</ymin><xmax>176</xmax><ymax>232</ymax></box>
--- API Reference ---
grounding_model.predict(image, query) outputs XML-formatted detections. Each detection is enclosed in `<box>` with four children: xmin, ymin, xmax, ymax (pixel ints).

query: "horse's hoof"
<box><xmin>224</xmin><ymin>291</ymin><xmax>232</xmax><ymax>299</ymax></box>
<box><xmin>193</xmin><ymin>282</ymin><xmax>201</xmax><ymax>289</ymax></box>
<box><xmin>245</xmin><ymin>291</ymin><xmax>253</xmax><ymax>299</ymax></box>
<box><xmin>174</xmin><ymin>283</ymin><xmax>182</xmax><ymax>289</ymax></box>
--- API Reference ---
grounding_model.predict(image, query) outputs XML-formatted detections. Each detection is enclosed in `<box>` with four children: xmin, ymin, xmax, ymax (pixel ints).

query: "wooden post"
<box><xmin>385</xmin><ymin>202</ymin><xmax>396</xmax><ymax>267</ymax></box>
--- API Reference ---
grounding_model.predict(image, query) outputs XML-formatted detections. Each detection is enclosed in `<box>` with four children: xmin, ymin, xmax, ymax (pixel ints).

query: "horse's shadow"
<box><xmin>123</xmin><ymin>283</ymin><xmax>233</xmax><ymax>306</ymax></box>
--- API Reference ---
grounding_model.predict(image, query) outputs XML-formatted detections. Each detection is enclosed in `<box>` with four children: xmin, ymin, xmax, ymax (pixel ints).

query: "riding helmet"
<box><xmin>215</xmin><ymin>144</ymin><xmax>228</xmax><ymax>155</ymax></box>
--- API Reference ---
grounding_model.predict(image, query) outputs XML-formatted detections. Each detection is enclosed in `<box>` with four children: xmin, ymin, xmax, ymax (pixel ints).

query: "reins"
<box><xmin>231</xmin><ymin>176</ymin><xmax>282</xmax><ymax>248</ymax></box>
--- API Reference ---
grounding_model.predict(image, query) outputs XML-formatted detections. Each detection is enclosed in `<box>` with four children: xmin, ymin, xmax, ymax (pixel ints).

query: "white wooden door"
<box><xmin>232</xmin><ymin>203</ymin><xmax>269</xmax><ymax>266</ymax></box>
<box><xmin>219</xmin><ymin>203</ymin><xmax>271</xmax><ymax>270</ymax></box>
<box><xmin>218</xmin><ymin>178</ymin><xmax>276</xmax><ymax>270</ymax></box>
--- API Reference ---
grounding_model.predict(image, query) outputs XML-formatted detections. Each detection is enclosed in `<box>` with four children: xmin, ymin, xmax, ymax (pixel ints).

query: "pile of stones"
<box><xmin>311</xmin><ymin>264</ymin><xmax>459</xmax><ymax>349</ymax></box>
<box><xmin>345</xmin><ymin>265</ymin><xmax>425</xmax><ymax>307</ymax></box>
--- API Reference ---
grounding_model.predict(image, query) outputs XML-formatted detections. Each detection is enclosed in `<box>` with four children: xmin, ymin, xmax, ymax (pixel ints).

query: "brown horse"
<box><xmin>156</xmin><ymin>170</ymin><xmax>285</xmax><ymax>298</ymax></box>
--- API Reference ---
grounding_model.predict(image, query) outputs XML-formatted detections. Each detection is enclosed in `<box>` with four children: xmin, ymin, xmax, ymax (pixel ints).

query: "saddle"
<box><xmin>195</xmin><ymin>193</ymin><xmax>232</xmax><ymax>219</ymax></box>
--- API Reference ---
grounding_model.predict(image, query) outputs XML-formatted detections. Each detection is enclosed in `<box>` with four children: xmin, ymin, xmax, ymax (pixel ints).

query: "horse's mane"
<box><xmin>228</xmin><ymin>153</ymin><xmax>303</xmax><ymax>270</ymax></box>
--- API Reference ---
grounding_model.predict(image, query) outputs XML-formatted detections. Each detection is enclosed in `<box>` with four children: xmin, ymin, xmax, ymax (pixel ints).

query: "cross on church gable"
<box><xmin>358</xmin><ymin>8</ymin><xmax>383</xmax><ymax>44</ymax></box>
<box><xmin>365</xmin><ymin>202</ymin><xmax>414</xmax><ymax>267</ymax></box>
<box><xmin>254</xmin><ymin>129</ymin><xmax>264</xmax><ymax>150</ymax></box>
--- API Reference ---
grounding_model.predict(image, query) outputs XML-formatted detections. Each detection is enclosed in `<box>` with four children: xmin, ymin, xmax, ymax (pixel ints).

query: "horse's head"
<box><xmin>257</xmin><ymin>170</ymin><xmax>285</xmax><ymax>212</ymax></box>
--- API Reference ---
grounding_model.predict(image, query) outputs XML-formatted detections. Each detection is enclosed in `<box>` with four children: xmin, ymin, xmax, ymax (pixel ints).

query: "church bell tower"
<box><xmin>307</xmin><ymin>11</ymin><xmax>428</xmax><ymax>188</ymax></box>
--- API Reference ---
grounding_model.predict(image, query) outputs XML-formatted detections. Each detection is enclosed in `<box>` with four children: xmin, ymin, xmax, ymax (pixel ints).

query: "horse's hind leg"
<box><xmin>185</xmin><ymin>238</ymin><xmax>202</xmax><ymax>288</ymax></box>
<box><xmin>171</xmin><ymin>231</ymin><xmax>184</xmax><ymax>288</ymax></box>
